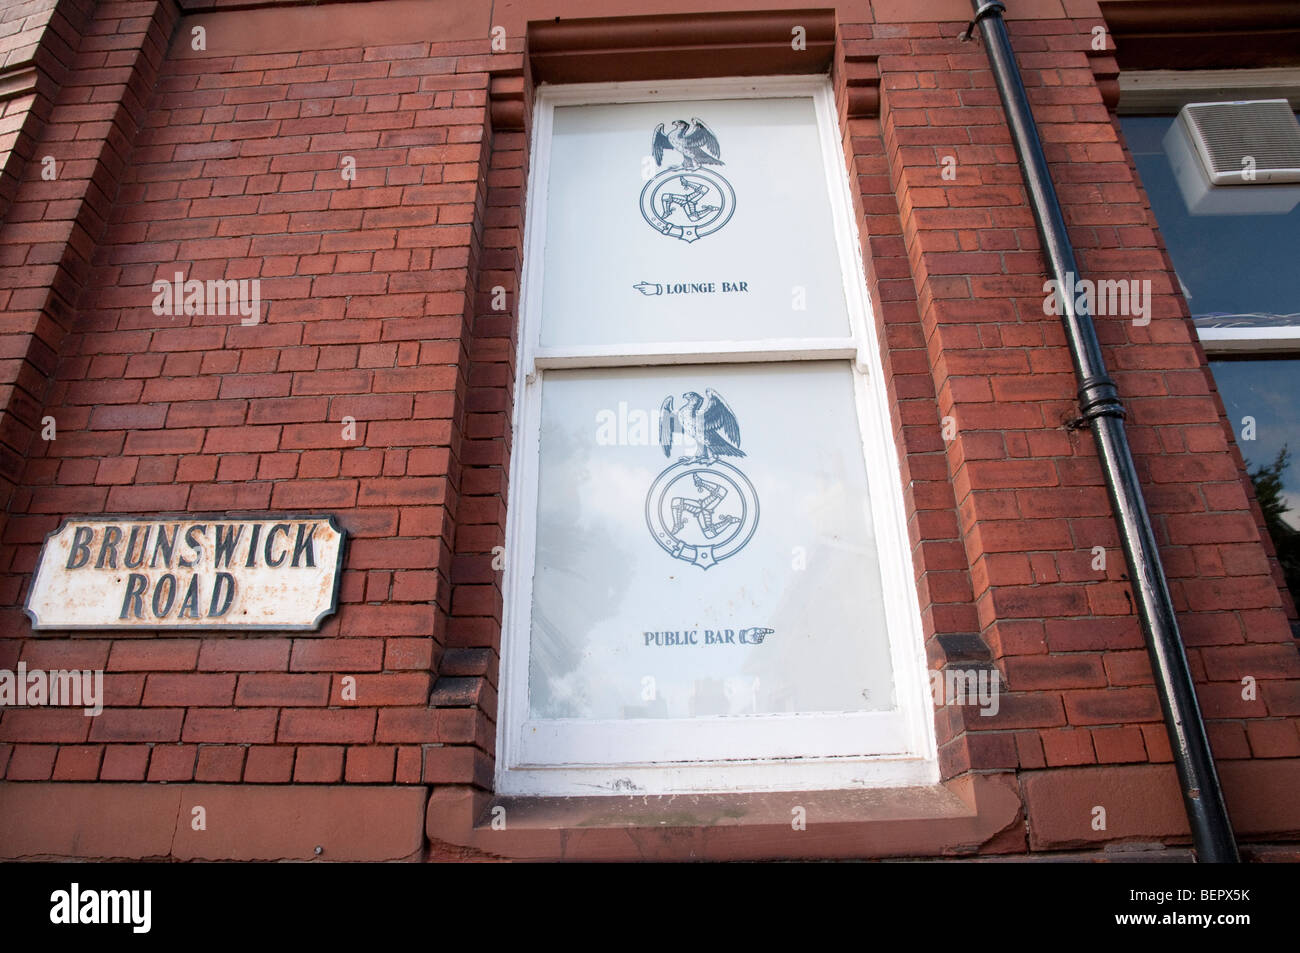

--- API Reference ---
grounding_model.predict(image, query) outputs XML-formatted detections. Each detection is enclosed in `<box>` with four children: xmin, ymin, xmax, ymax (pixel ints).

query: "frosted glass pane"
<box><xmin>540</xmin><ymin>97</ymin><xmax>852</xmax><ymax>346</ymax></box>
<box><xmin>528</xmin><ymin>362</ymin><xmax>894</xmax><ymax>721</ymax></box>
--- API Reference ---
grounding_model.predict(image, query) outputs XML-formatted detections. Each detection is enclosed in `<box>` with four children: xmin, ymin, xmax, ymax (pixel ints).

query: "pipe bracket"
<box><xmin>959</xmin><ymin>2</ymin><xmax>1006</xmax><ymax>42</ymax></box>
<box><xmin>1065</xmin><ymin>375</ymin><xmax>1126</xmax><ymax>429</ymax></box>
<box><xmin>1065</xmin><ymin>408</ymin><xmax>1125</xmax><ymax>431</ymax></box>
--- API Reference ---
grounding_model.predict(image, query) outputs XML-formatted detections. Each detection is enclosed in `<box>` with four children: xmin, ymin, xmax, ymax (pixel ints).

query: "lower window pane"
<box><xmin>1208</xmin><ymin>356</ymin><xmax>1300</xmax><ymax>611</ymax></box>
<box><xmin>528</xmin><ymin>361</ymin><xmax>896</xmax><ymax>721</ymax></box>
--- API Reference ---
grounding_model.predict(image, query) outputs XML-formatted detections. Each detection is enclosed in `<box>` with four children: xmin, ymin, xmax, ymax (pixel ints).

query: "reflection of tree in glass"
<box><xmin>1249</xmin><ymin>445</ymin><xmax>1300</xmax><ymax>611</ymax></box>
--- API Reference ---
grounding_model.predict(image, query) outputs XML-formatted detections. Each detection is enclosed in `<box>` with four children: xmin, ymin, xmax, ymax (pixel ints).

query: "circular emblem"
<box><xmin>645</xmin><ymin>460</ymin><xmax>758</xmax><ymax>570</ymax></box>
<box><xmin>639</xmin><ymin>169</ymin><xmax>736</xmax><ymax>244</ymax></box>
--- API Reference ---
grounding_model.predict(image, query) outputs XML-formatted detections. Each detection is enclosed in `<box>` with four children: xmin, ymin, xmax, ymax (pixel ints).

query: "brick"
<box><xmin>243</xmin><ymin>746</ymin><xmax>295</xmax><ymax>783</ymax></box>
<box><xmin>100</xmin><ymin>744</ymin><xmax>151</xmax><ymax>781</ymax></box>
<box><xmin>19</xmin><ymin>640</ymin><xmax>111</xmax><ymax>671</ymax></box>
<box><xmin>1040</xmin><ymin>728</ymin><xmax>1096</xmax><ymax>766</ymax></box>
<box><xmin>247</xmin><ymin>396</ymin><xmax>329</xmax><ymax>425</ymax></box>
<box><xmin>1196</xmin><ymin>682</ymin><xmax>1266</xmax><ymax>719</ymax></box>
<box><xmin>52</xmin><ymin>745</ymin><xmax>104</xmax><ymax>781</ymax></box>
<box><xmin>1091</xmin><ymin>726</ymin><xmax>1148</xmax><ymax>764</ymax></box>
<box><xmin>345</xmin><ymin>745</ymin><xmax>396</xmax><ymax>782</ymax></box>
<box><xmin>385</xmin><ymin>637</ymin><xmax>435</xmax><ymax>670</ymax></box>
<box><xmin>1046</xmin><ymin>618</ymin><xmax>1142</xmax><ymax>652</ymax></box>
<box><xmin>1063</xmin><ymin>688</ymin><xmax>1162</xmax><ymax>726</ymax></box>
<box><xmin>197</xmin><ymin>639</ymin><xmax>291</xmax><ymax>672</ymax></box>
<box><xmin>195</xmin><ymin>745</ymin><xmax>247</xmax><ymax>782</ymax></box>
<box><xmin>294</xmin><ymin>745</ymin><xmax>344</xmax><ymax>782</ymax></box>
<box><xmin>375</xmin><ymin>708</ymin><xmax>439</xmax><ymax>743</ymax></box>
<box><xmin>437</xmin><ymin>709</ymin><xmax>480</xmax><ymax>744</ymax></box>
<box><xmin>89</xmin><ymin>709</ymin><xmax>184</xmax><ymax>743</ymax></box>
<box><xmin>1140</xmin><ymin>724</ymin><xmax>1175</xmax><ymax>763</ymax></box>
<box><xmin>338</xmin><ymin>604</ymin><xmax>435</xmax><ymax>637</ymax></box>
<box><xmin>108</xmin><ymin>640</ymin><xmax>201</xmax><ymax>672</ymax></box>
<box><xmin>331</xmin><ymin>672</ymin><xmax>431</xmax><ymax>706</ymax></box>
<box><xmin>148</xmin><ymin>744</ymin><xmax>198</xmax><ymax>781</ymax></box>
<box><xmin>1004</xmin><ymin>654</ymin><xmax>1106</xmax><ymax>691</ymax></box>
<box><xmin>396</xmin><ymin>746</ymin><xmax>423</xmax><ymax>784</ymax></box>
<box><xmin>972</xmin><ymin>692</ymin><xmax>1066</xmax><ymax>730</ymax></box>
<box><xmin>290</xmin><ymin>640</ymin><xmax>384</xmax><ymax>672</ymax></box>
<box><xmin>1246</xmin><ymin>719</ymin><xmax>1300</xmax><ymax>758</ymax></box>
<box><xmin>142</xmin><ymin>673</ymin><xmax>236</xmax><ymax>707</ymax></box>
<box><xmin>1201</xmin><ymin>645</ymin><xmax>1300</xmax><ymax>681</ymax></box>
<box><xmin>270</xmin><ymin>479</ymin><xmax>358</xmax><ymax>509</ymax></box>
<box><xmin>278</xmin><ymin>708</ymin><xmax>376</xmax><ymax>744</ymax></box>
<box><xmin>182</xmin><ymin>708</ymin><xmax>278</xmax><ymax>744</ymax></box>
<box><xmin>235</xmin><ymin>673</ymin><xmax>330</xmax><ymax>706</ymax></box>
<box><xmin>421</xmin><ymin>745</ymin><xmax>477</xmax><ymax>784</ymax></box>
<box><xmin>5</xmin><ymin>745</ymin><xmax>56</xmax><ymax>780</ymax></box>
<box><xmin>1262</xmin><ymin>681</ymin><xmax>1300</xmax><ymax>717</ymax></box>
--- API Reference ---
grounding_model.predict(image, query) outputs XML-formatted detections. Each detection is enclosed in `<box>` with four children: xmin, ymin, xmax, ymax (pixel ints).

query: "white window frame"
<box><xmin>1196</xmin><ymin>326</ymin><xmax>1300</xmax><ymax>354</ymax></box>
<box><xmin>496</xmin><ymin>76</ymin><xmax>938</xmax><ymax>796</ymax></box>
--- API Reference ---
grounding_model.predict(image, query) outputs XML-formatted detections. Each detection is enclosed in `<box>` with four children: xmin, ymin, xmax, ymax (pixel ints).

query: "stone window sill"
<box><xmin>425</xmin><ymin>772</ymin><xmax>1023</xmax><ymax>861</ymax></box>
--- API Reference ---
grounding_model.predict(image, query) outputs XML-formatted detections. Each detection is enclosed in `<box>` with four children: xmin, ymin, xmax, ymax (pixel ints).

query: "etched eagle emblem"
<box><xmin>659</xmin><ymin>389</ymin><xmax>744</xmax><ymax>465</ymax></box>
<box><xmin>651</xmin><ymin>118</ymin><xmax>723</xmax><ymax>171</ymax></box>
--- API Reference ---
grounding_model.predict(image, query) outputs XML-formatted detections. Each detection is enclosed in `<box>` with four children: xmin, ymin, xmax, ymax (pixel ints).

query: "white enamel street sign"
<box><xmin>24</xmin><ymin>516</ymin><xmax>346</xmax><ymax>630</ymax></box>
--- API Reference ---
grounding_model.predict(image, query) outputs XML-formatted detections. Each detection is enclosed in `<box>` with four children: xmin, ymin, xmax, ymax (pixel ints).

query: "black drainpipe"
<box><xmin>961</xmin><ymin>0</ymin><xmax>1239</xmax><ymax>862</ymax></box>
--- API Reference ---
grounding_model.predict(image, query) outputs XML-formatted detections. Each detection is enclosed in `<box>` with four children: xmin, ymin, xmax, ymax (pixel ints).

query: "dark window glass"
<box><xmin>1122</xmin><ymin>114</ymin><xmax>1300</xmax><ymax>324</ymax></box>
<box><xmin>1207</xmin><ymin>358</ymin><xmax>1300</xmax><ymax>608</ymax></box>
<box><xmin>1121</xmin><ymin>113</ymin><xmax>1300</xmax><ymax>607</ymax></box>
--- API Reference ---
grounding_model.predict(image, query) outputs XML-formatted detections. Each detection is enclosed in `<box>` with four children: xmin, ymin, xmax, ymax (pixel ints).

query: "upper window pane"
<box><xmin>540</xmin><ymin>96</ymin><xmax>853</xmax><ymax>347</ymax></box>
<box><xmin>1122</xmin><ymin>114</ymin><xmax>1300</xmax><ymax>324</ymax></box>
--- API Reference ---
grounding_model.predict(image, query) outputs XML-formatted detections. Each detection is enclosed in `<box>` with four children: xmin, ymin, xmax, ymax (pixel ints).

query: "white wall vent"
<box><xmin>1163</xmin><ymin>99</ymin><xmax>1300</xmax><ymax>215</ymax></box>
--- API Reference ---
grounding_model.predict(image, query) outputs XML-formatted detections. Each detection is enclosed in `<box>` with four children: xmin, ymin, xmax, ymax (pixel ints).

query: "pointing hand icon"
<box><xmin>633</xmin><ymin>281</ymin><xmax>663</xmax><ymax>296</ymax></box>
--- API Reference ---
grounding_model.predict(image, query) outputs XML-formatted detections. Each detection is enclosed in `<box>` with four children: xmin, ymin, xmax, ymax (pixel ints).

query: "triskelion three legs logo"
<box><xmin>647</xmin><ymin>389</ymin><xmax>759</xmax><ymax>569</ymax></box>
<box><xmin>641</xmin><ymin>118</ymin><xmax>736</xmax><ymax>243</ymax></box>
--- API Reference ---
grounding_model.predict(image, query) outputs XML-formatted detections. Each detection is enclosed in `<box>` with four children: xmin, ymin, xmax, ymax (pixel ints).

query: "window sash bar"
<box><xmin>532</xmin><ymin>337</ymin><xmax>860</xmax><ymax>370</ymax></box>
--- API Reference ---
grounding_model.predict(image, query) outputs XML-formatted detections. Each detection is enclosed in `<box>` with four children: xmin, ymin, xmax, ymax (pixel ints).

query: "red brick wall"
<box><xmin>0</xmin><ymin>0</ymin><xmax>72</xmax><ymax>214</ymax></box>
<box><xmin>0</xmin><ymin>0</ymin><xmax>106</xmax><ymax>548</ymax></box>
<box><xmin>0</xmin><ymin>0</ymin><xmax>514</xmax><ymax>788</ymax></box>
<box><xmin>845</xmin><ymin>7</ymin><xmax>1300</xmax><ymax>841</ymax></box>
<box><xmin>0</xmin><ymin>0</ymin><xmax>1298</xmax><ymax>861</ymax></box>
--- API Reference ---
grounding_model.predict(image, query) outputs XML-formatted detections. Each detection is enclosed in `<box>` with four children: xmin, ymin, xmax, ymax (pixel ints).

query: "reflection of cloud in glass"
<box><xmin>765</xmin><ymin>436</ymin><xmax>896</xmax><ymax>713</ymax></box>
<box><xmin>530</xmin><ymin>424</ymin><xmax>637</xmax><ymax>719</ymax></box>
<box><xmin>1280</xmin><ymin>491</ymin><xmax>1300</xmax><ymax>533</ymax></box>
